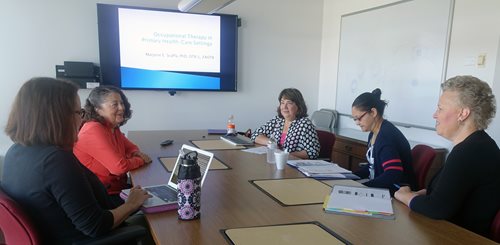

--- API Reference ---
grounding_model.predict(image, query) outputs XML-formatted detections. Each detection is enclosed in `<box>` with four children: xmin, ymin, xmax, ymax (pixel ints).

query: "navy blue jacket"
<box><xmin>355</xmin><ymin>120</ymin><xmax>417</xmax><ymax>192</ymax></box>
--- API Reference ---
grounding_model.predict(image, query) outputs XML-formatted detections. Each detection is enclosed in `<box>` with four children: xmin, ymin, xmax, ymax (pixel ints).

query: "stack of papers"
<box><xmin>220</xmin><ymin>135</ymin><xmax>254</xmax><ymax>146</ymax></box>
<box><xmin>323</xmin><ymin>185</ymin><xmax>394</xmax><ymax>219</ymax></box>
<box><xmin>287</xmin><ymin>160</ymin><xmax>359</xmax><ymax>180</ymax></box>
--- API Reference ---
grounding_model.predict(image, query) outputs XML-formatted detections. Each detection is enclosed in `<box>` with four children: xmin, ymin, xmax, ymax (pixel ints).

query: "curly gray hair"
<box><xmin>441</xmin><ymin>75</ymin><xmax>496</xmax><ymax>130</ymax></box>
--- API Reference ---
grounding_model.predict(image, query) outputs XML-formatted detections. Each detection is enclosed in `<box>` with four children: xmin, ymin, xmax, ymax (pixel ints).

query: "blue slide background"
<box><xmin>121</xmin><ymin>67</ymin><xmax>220</xmax><ymax>90</ymax></box>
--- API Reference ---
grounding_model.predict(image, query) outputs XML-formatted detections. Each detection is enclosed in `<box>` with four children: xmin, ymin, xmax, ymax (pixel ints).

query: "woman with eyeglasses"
<box><xmin>74</xmin><ymin>86</ymin><xmax>152</xmax><ymax>206</ymax></box>
<box><xmin>2</xmin><ymin>77</ymin><xmax>151</xmax><ymax>243</ymax></box>
<box><xmin>351</xmin><ymin>88</ymin><xmax>416</xmax><ymax>194</ymax></box>
<box><xmin>251</xmin><ymin>88</ymin><xmax>320</xmax><ymax>159</ymax></box>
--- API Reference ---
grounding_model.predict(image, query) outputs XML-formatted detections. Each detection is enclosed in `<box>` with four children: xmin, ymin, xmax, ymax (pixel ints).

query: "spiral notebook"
<box><xmin>323</xmin><ymin>185</ymin><xmax>394</xmax><ymax>219</ymax></box>
<box><xmin>120</xmin><ymin>144</ymin><xmax>214</xmax><ymax>213</ymax></box>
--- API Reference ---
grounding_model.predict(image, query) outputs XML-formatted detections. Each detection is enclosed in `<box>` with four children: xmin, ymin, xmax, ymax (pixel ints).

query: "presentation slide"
<box><xmin>118</xmin><ymin>8</ymin><xmax>221</xmax><ymax>73</ymax></box>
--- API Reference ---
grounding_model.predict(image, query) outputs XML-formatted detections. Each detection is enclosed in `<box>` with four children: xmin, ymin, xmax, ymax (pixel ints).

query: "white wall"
<box><xmin>446</xmin><ymin>0</ymin><xmax>500</xmax><ymax>142</ymax></box>
<box><xmin>319</xmin><ymin>0</ymin><xmax>500</xmax><ymax>149</ymax></box>
<box><xmin>0</xmin><ymin>0</ymin><xmax>324</xmax><ymax>155</ymax></box>
<box><xmin>490</xmin><ymin>36</ymin><xmax>500</xmax><ymax>142</ymax></box>
<box><xmin>446</xmin><ymin>0</ymin><xmax>500</xmax><ymax>82</ymax></box>
<box><xmin>2</xmin><ymin>0</ymin><xmax>499</xmax><ymax>155</ymax></box>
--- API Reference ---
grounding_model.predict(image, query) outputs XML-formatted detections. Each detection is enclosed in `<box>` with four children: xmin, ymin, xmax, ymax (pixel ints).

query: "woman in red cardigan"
<box><xmin>74</xmin><ymin>86</ymin><xmax>151</xmax><ymax>206</ymax></box>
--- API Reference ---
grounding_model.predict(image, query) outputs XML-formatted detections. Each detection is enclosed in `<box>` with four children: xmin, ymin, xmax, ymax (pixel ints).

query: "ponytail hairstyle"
<box><xmin>351</xmin><ymin>88</ymin><xmax>387</xmax><ymax>118</ymax></box>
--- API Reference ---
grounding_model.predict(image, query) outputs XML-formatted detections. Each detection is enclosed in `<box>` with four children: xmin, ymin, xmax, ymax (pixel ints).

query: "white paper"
<box><xmin>241</xmin><ymin>146</ymin><xmax>267</xmax><ymax>154</ymax></box>
<box><xmin>304</xmin><ymin>173</ymin><xmax>347</xmax><ymax>178</ymax></box>
<box><xmin>326</xmin><ymin>185</ymin><xmax>393</xmax><ymax>214</ymax></box>
<box><xmin>287</xmin><ymin>159</ymin><xmax>333</xmax><ymax>167</ymax></box>
<box><xmin>298</xmin><ymin>165</ymin><xmax>351</xmax><ymax>174</ymax></box>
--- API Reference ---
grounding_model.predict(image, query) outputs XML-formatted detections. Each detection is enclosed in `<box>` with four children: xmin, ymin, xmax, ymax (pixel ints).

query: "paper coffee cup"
<box><xmin>274</xmin><ymin>151</ymin><xmax>288</xmax><ymax>170</ymax></box>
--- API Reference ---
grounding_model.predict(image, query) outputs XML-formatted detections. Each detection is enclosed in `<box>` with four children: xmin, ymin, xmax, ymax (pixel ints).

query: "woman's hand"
<box><xmin>255</xmin><ymin>135</ymin><xmax>270</xmax><ymax>145</ymax></box>
<box><xmin>110</xmin><ymin>185</ymin><xmax>151</xmax><ymax>228</ymax></box>
<box><xmin>125</xmin><ymin>185</ymin><xmax>151</xmax><ymax>209</ymax></box>
<box><xmin>289</xmin><ymin>150</ymin><xmax>308</xmax><ymax>159</ymax></box>
<box><xmin>414</xmin><ymin>189</ymin><xmax>427</xmax><ymax>196</ymax></box>
<box><xmin>395</xmin><ymin>186</ymin><xmax>425</xmax><ymax>207</ymax></box>
<box><xmin>133</xmin><ymin>151</ymin><xmax>152</xmax><ymax>164</ymax></box>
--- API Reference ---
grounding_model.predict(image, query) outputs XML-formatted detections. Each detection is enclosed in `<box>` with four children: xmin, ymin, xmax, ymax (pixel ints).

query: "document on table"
<box><xmin>286</xmin><ymin>160</ymin><xmax>358</xmax><ymax>179</ymax></box>
<box><xmin>323</xmin><ymin>185</ymin><xmax>394</xmax><ymax>219</ymax></box>
<box><xmin>287</xmin><ymin>159</ymin><xmax>334</xmax><ymax>167</ymax></box>
<box><xmin>297</xmin><ymin>165</ymin><xmax>351</xmax><ymax>174</ymax></box>
<box><xmin>241</xmin><ymin>146</ymin><xmax>267</xmax><ymax>154</ymax></box>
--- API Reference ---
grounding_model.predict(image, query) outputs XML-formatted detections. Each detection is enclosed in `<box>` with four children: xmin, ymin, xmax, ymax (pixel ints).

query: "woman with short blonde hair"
<box><xmin>395</xmin><ymin>75</ymin><xmax>500</xmax><ymax>238</ymax></box>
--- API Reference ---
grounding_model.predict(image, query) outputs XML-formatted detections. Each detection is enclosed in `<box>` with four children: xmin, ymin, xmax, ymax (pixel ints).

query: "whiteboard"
<box><xmin>336</xmin><ymin>0</ymin><xmax>453</xmax><ymax>129</ymax></box>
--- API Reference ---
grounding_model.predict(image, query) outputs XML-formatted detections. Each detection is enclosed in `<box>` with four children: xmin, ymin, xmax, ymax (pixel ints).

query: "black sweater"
<box><xmin>410</xmin><ymin>130</ymin><xmax>500</xmax><ymax>237</ymax></box>
<box><xmin>1</xmin><ymin>144</ymin><xmax>114</xmax><ymax>244</ymax></box>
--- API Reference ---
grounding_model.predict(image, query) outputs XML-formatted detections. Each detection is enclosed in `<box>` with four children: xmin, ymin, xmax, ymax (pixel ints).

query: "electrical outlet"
<box><xmin>477</xmin><ymin>53</ymin><xmax>486</xmax><ymax>68</ymax></box>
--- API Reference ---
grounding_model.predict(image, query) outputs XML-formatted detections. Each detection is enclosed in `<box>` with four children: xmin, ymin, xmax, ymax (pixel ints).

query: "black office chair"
<box><xmin>73</xmin><ymin>225</ymin><xmax>146</xmax><ymax>245</ymax></box>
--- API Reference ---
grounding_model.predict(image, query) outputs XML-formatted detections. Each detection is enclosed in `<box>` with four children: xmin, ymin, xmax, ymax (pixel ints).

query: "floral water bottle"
<box><xmin>226</xmin><ymin>115</ymin><xmax>237</xmax><ymax>136</ymax></box>
<box><xmin>177</xmin><ymin>150</ymin><xmax>201</xmax><ymax>220</ymax></box>
<box><xmin>266</xmin><ymin>138</ymin><xmax>277</xmax><ymax>163</ymax></box>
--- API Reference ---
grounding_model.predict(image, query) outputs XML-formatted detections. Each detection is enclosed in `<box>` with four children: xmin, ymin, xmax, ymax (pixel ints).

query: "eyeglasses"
<box><xmin>75</xmin><ymin>109</ymin><xmax>85</xmax><ymax>119</ymax></box>
<box><xmin>353</xmin><ymin>111</ymin><xmax>368</xmax><ymax>122</ymax></box>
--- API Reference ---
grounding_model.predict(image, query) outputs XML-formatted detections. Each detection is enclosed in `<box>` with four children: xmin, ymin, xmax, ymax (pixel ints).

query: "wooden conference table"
<box><xmin>128</xmin><ymin>130</ymin><xmax>495</xmax><ymax>245</ymax></box>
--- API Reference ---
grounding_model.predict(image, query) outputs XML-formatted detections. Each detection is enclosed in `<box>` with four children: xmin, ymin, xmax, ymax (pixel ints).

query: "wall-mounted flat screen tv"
<box><xmin>97</xmin><ymin>4</ymin><xmax>238</xmax><ymax>91</ymax></box>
